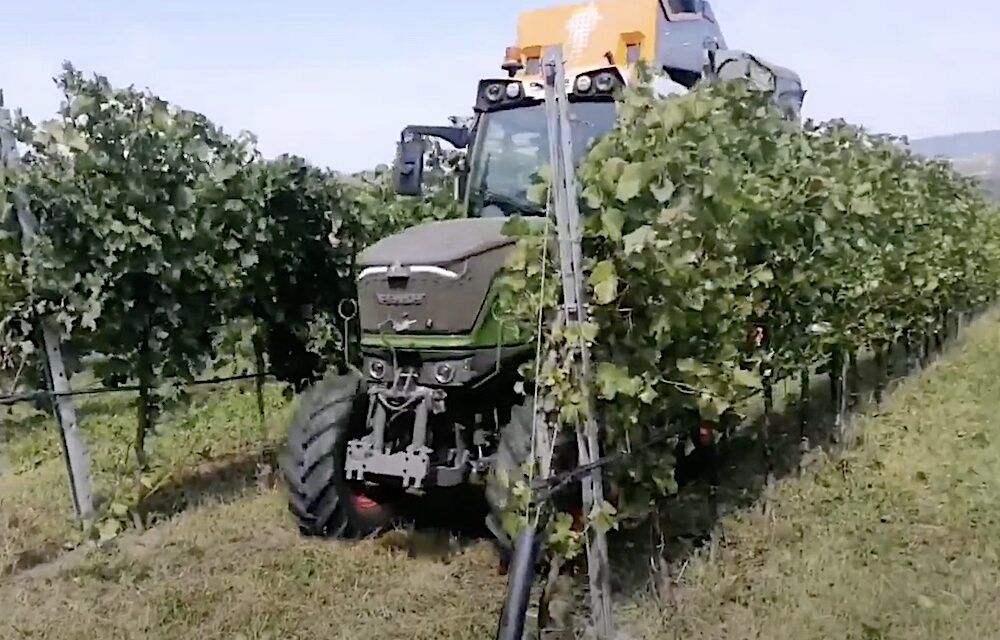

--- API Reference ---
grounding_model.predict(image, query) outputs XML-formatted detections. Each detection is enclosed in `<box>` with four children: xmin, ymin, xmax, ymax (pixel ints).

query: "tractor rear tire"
<box><xmin>281</xmin><ymin>370</ymin><xmax>395</xmax><ymax>538</ymax></box>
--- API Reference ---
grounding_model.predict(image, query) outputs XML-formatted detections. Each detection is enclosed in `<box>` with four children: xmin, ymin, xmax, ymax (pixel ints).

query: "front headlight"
<box><xmin>595</xmin><ymin>72</ymin><xmax>616</xmax><ymax>92</ymax></box>
<box><xmin>485</xmin><ymin>83</ymin><xmax>504</xmax><ymax>102</ymax></box>
<box><xmin>434</xmin><ymin>362</ymin><xmax>456</xmax><ymax>384</ymax></box>
<box><xmin>368</xmin><ymin>359</ymin><xmax>387</xmax><ymax>381</ymax></box>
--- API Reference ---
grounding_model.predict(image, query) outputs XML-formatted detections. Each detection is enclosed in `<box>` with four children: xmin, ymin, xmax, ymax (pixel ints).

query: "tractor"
<box><xmin>280</xmin><ymin>0</ymin><xmax>805</xmax><ymax>549</ymax></box>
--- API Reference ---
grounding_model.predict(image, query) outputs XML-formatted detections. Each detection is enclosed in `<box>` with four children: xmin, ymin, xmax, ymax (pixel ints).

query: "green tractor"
<box><xmin>280</xmin><ymin>1</ymin><xmax>805</xmax><ymax>550</ymax></box>
<box><xmin>279</xmin><ymin>74</ymin><xmax>620</xmax><ymax>547</ymax></box>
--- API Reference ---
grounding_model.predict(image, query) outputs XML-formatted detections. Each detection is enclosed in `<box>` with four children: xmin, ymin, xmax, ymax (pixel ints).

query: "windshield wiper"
<box><xmin>479</xmin><ymin>188</ymin><xmax>545</xmax><ymax>216</ymax></box>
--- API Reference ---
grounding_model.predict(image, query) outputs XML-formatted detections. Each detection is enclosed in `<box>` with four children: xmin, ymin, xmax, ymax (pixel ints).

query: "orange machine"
<box><xmin>501</xmin><ymin>0</ymin><xmax>726</xmax><ymax>88</ymax></box>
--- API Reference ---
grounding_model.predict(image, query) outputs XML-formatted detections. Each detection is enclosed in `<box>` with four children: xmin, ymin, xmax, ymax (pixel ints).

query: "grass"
<box><xmin>0</xmin><ymin>377</ymin><xmax>293</xmax><ymax>576</ymax></box>
<box><xmin>3</xmin><ymin>314</ymin><xmax>1000</xmax><ymax>639</ymax></box>
<box><xmin>622</xmin><ymin>311</ymin><xmax>1000</xmax><ymax>640</ymax></box>
<box><xmin>0</xmin><ymin>491</ymin><xmax>506</xmax><ymax>640</ymax></box>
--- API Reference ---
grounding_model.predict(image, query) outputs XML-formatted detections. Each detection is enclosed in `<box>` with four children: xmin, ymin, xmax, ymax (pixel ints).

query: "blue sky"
<box><xmin>2</xmin><ymin>1</ymin><xmax>998</xmax><ymax>171</ymax></box>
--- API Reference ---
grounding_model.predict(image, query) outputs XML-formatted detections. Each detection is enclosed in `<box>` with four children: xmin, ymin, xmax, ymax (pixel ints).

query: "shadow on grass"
<box><xmin>1</xmin><ymin>539</ymin><xmax>66</xmax><ymax>579</ymax></box>
<box><xmin>1</xmin><ymin>445</ymin><xmax>281</xmax><ymax>580</ymax></box>
<box><xmin>138</xmin><ymin>445</ymin><xmax>280</xmax><ymax>526</ymax></box>
<box><xmin>608</xmin><ymin>336</ymin><xmax>944</xmax><ymax>599</ymax></box>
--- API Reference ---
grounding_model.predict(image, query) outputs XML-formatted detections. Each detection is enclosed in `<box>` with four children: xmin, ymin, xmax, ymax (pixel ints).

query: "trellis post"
<box><xmin>542</xmin><ymin>46</ymin><xmax>615</xmax><ymax>640</ymax></box>
<box><xmin>1</xmin><ymin>98</ymin><xmax>95</xmax><ymax>522</ymax></box>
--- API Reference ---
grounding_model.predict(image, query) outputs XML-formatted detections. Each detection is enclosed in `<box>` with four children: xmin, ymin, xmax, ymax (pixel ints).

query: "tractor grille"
<box><xmin>358</xmin><ymin>248</ymin><xmax>510</xmax><ymax>335</ymax></box>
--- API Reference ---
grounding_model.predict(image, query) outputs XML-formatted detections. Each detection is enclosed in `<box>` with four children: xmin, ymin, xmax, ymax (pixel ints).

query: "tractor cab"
<box><xmin>463</xmin><ymin>73</ymin><xmax>622</xmax><ymax>219</ymax></box>
<box><xmin>393</xmin><ymin>0</ymin><xmax>735</xmax><ymax>217</ymax></box>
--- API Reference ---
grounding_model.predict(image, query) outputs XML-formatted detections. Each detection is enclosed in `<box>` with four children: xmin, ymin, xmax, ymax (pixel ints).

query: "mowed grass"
<box><xmin>4</xmin><ymin>314</ymin><xmax>1000</xmax><ymax>639</ymax></box>
<box><xmin>0</xmin><ymin>378</ymin><xmax>293</xmax><ymax>576</ymax></box>
<box><xmin>0</xmin><ymin>491</ymin><xmax>505</xmax><ymax>640</ymax></box>
<box><xmin>1</xmin><ymin>377</ymin><xmax>506</xmax><ymax>640</ymax></box>
<box><xmin>623</xmin><ymin>311</ymin><xmax>1000</xmax><ymax>640</ymax></box>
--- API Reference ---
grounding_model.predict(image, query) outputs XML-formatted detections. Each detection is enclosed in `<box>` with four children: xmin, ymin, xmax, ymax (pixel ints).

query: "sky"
<box><xmin>2</xmin><ymin>1</ymin><xmax>998</xmax><ymax>172</ymax></box>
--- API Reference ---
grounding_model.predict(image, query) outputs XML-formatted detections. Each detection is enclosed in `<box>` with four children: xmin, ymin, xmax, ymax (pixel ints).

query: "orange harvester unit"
<box><xmin>506</xmin><ymin>0</ymin><xmax>723</xmax><ymax>83</ymax></box>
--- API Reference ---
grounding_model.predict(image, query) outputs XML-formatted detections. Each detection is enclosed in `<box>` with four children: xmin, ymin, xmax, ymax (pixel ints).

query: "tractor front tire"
<box><xmin>485</xmin><ymin>398</ymin><xmax>536</xmax><ymax>561</ymax></box>
<box><xmin>485</xmin><ymin>398</ymin><xmax>585</xmax><ymax>563</ymax></box>
<box><xmin>281</xmin><ymin>370</ymin><xmax>394</xmax><ymax>538</ymax></box>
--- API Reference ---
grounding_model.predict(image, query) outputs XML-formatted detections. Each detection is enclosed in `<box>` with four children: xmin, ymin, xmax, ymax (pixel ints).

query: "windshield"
<box><xmin>467</xmin><ymin>101</ymin><xmax>618</xmax><ymax>217</ymax></box>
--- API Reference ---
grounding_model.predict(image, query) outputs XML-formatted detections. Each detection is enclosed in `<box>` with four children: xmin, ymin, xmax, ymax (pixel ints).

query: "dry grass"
<box><xmin>0</xmin><ymin>380</ymin><xmax>292</xmax><ymax>576</ymax></box>
<box><xmin>623</xmin><ymin>313</ymin><xmax>1000</xmax><ymax>640</ymax></box>
<box><xmin>5</xmin><ymin>316</ymin><xmax>1000</xmax><ymax>639</ymax></box>
<box><xmin>0</xmin><ymin>490</ymin><xmax>506</xmax><ymax>640</ymax></box>
<box><xmin>0</xmin><ymin>378</ymin><xmax>507</xmax><ymax>640</ymax></box>
<box><xmin>0</xmin><ymin>462</ymin><xmax>77</xmax><ymax>575</ymax></box>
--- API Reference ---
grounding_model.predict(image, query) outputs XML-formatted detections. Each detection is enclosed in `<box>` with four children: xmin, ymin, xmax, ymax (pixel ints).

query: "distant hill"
<box><xmin>909</xmin><ymin>130</ymin><xmax>1000</xmax><ymax>199</ymax></box>
<box><xmin>909</xmin><ymin>130</ymin><xmax>1000</xmax><ymax>159</ymax></box>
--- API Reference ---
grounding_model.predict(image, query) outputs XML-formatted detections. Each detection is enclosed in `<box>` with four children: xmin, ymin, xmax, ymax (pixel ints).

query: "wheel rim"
<box><xmin>351</xmin><ymin>489</ymin><xmax>381</xmax><ymax>512</ymax></box>
<box><xmin>346</xmin><ymin>483</ymin><xmax>397</xmax><ymax>533</ymax></box>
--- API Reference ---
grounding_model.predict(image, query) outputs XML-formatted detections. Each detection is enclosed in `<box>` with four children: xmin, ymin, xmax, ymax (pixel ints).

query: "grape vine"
<box><xmin>3</xmin><ymin>62</ymin><xmax>999</xmax><ymax>549</ymax></box>
<box><xmin>0</xmin><ymin>64</ymin><xmax>458</xmax><ymax>463</ymax></box>
<box><xmin>497</xmin><ymin>76</ymin><xmax>1000</xmax><ymax>534</ymax></box>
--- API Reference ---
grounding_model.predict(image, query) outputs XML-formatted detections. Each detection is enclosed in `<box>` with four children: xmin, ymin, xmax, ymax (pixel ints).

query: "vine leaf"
<box><xmin>733</xmin><ymin>368</ymin><xmax>763</xmax><ymax>390</ymax></box>
<box><xmin>616</xmin><ymin>162</ymin><xmax>645</xmax><ymax>202</ymax></box>
<box><xmin>596</xmin><ymin>362</ymin><xmax>641</xmax><ymax>400</ymax></box>
<box><xmin>600</xmin><ymin>208</ymin><xmax>624</xmax><ymax>242</ymax></box>
<box><xmin>589</xmin><ymin>260</ymin><xmax>620</xmax><ymax>304</ymax></box>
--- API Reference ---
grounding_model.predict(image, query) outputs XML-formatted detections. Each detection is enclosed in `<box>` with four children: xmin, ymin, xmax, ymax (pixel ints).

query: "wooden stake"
<box><xmin>847</xmin><ymin>349</ymin><xmax>859</xmax><ymax>411</ymax></box>
<box><xmin>798</xmin><ymin>367</ymin><xmax>809</xmax><ymax>463</ymax></box>
<box><xmin>762</xmin><ymin>378</ymin><xmax>775</xmax><ymax>493</ymax></box>
<box><xmin>874</xmin><ymin>344</ymin><xmax>886</xmax><ymax>405</ymax></box>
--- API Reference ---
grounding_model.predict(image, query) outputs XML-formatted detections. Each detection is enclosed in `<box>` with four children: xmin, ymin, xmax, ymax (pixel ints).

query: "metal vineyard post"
<box><xmin>0</xmin><ymin>102</ymin><xmax>95</xmax><ymax>522</ymax></box>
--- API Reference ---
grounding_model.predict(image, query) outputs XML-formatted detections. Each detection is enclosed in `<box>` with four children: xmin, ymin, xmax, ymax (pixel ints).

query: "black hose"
<box><xmin>495</xmin><ymin>525</ymin><xmax>541</xmax><ymax>640</ymax></box>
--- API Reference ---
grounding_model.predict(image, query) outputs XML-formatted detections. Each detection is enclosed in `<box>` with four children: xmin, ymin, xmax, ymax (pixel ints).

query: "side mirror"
<box><xmin>453</xmin><ymin>155</ymin><xmax>469</xmax><ymax>201</ymax></box>
<box><xmin>394</xmin><ymin>133</ymin><xmax>425</xmax><ymax>196</ymax></box>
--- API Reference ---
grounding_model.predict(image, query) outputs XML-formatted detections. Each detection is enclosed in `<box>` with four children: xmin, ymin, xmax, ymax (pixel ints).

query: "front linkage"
<box><xmin>345</xmin><ymin>365</ymin><xmax>488</xmax><ymax>491</ymax></box>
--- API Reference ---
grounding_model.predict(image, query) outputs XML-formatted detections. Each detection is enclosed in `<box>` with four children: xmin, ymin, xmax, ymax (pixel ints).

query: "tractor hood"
<box><xmin>357</xmin><ymin>217</ymin><xmax>518</xmax><ymax>337</ymax></box>
<box><xmin>358</xmin><ymin>217</ymin><xmax>515</xmax><ymax>267</ymax></box>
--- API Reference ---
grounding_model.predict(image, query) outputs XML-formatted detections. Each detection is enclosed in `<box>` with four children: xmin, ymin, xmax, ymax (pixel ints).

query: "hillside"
<box><xmin>909</xmin><ymin>130</ymin><xmax>1000</xmax><ymax>158</ymax></box>
<box><xmin>910</xmin><ymin>130</ymin><xmax>1000</xmax><ymax>198</ymax></box>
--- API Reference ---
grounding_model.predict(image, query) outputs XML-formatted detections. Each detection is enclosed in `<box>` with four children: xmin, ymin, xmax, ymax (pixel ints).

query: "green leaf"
<box><xmin>733</xmin><ymin>368</ymin><xmax>762</xmax><ymax>389</ymax></box>
<box><xmin>623</xmin><ymin>225</ymin><xmax>656</xmax><ymax>255</ymax></box>
<box><xmin>651</xmin><ymin>179</ymin><xmax>676</xmax><ymax>203</ymax></box>
<box><xmin>589</xmin><ymin>260</ymin><xmax>619</xmax><ymax>305</ymax></box>
<box><xmin>527</xmin><ymin>182</ymin><xmax>548</xmax><ymax>206</ymax></box>
<box><xmin>755</xmin><ymin>268</ymin><xmax>775</xmax><ymax>285</ymax></box>
<box><xmin>601</xmin><ymin>208</ymin><xmax>624</xmax><ymax>242</ymax></box>
<box><xmin>174</xmin><ymin>186</ymin><xmax>195</xmax><ymax>211</ymax></box>
<box><xmin>98</xmin><ymin>518</ymin><xmax>122</xmax><ymax>543</ymax></box>
<box><xmin>600</xmin><ymin>157</ymin><xmax>627</xmax><ymax>187</ymax></box>
<box><xmin>502</xmin><ymin>215</ymin><xmax>531</xmax><ymax>237</ymax></box>
<box><xmin>616</xmin><ymin>162</ymin><xmax>645</xmax><ymax>202</ymax></box>
<box><xmin>596</xmin><ymin>362</ymin><xmax>642</xmax><ymax>399</ymax></box>
<box><xmin>676</xmin><ymin>358</ymin><xmax>699</xmax><ymax>373</ymax></box>
<box><xmin>578</xmin><ymin>322</ymin><xmax>599</xmax><ymax>342</ymax></box>
<box><xmin>588</xmin><ymin>500</ymin><xmax>619</xmax><ymax>535</ymax></box>
<box><xmin>547</xmin><ymin>513</ymin><xmax>583</xmax><ymax>559</ymax></box>
<box><xmin>653</xmin><ymin>473</ymin><xmax>679</xmax><ymax>496</ymax></box>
